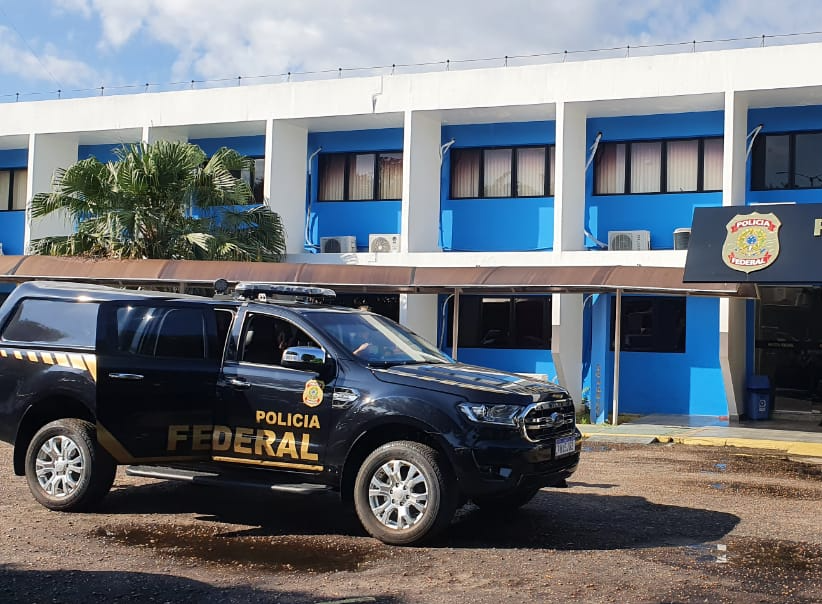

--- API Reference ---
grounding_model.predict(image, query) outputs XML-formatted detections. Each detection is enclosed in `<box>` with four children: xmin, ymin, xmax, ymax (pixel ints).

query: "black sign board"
<box><xmin>683</xmin><ymin>203</ymin><xmax>822</xmax><ymax>283</ymax></box>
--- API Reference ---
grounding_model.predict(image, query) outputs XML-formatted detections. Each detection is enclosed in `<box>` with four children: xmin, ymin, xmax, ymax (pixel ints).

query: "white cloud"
<box><xmin>57</xmin><ymin>0</ymin><xmax>822</xmax><ymax>84</ymax></box>
<box><xmin>0</xmin><ymin>27</ymin><xmax>98</xmax><ymax>91</ymax></box>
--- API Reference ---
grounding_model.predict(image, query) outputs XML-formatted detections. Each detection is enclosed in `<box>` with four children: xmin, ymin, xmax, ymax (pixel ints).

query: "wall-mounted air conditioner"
<box><xmin>368</xmin><ymin>233</ymin><xmax>401</xmax><ymax>253</ymax></box>
<box><xmin>320</xmin><ymin>236</ymin><xmax>357</xmax><ymax>253</ymax></box>
<box><xmin>608</xmin><ymin>230</ymin><xmax>651</xmax><ymax>251</ymax></box>
<box><xmin>673</xmin><ymin>228</ymin><xmax>691</xmax><ymax>250</ymax></box>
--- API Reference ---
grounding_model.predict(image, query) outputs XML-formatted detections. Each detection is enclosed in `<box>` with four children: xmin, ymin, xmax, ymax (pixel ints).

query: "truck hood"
<box><xmin>371</xmin><ymin>362</ymin><xmax>570</xmax><ymax>404</ymax></box>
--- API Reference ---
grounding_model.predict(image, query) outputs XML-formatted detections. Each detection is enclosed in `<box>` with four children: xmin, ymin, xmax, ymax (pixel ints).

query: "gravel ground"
<box><xmin>1</xmin><ymin>441</ymin><xmax>821</xmax><ymax>603</ymax></box>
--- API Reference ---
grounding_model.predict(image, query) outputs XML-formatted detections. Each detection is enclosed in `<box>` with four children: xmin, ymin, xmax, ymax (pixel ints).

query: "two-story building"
<box><xmin>2</xmin><ymin>42</ymin><xmax>822</xmax><ymax>424</ymax></box>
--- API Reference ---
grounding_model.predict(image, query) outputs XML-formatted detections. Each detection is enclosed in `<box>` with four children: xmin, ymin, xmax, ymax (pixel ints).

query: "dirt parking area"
<box><xmin>1</xmin><ymin>441</ymin><xmax>821</xmax><ymax>603</ymax></box>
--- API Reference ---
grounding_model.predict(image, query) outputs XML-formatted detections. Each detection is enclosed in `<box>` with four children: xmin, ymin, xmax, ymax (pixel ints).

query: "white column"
<box><xmin>551</xmin><ymin>101</ymin><xmax>586</xmax><ymax>411</ymax></box>
<box><xmin>401</xmin><ymin>110</ymin><xmax>441</xmax><ymax>253</ymax></box>
<box><xmin>719</xmin><ymin>297</ymin><xmax>747</xmax><ymax>421</ymax></box>
<box><xmin>719</xmin><ymin>90</ymin><xmax>750</xmax><ymax>420</ymax></box>
<box><xmin>554</xmin><ymin>101</ymin><xmax>587</xmax><ymax>252</ymax></box>
<box><xmin>25</xmin><ymin>133</ymin><xmax>79</xmax><ymax>251</ymax></box>
<box><xmin>142</xmin><ymin>126</ymin><xmax>189</xmax><ymax>144</ymax></box>
<box><xmin>399</xmin><ymin>294</ymin><xmax>439</xmax><ymax>344</ymax></box>
<box><xmin>551</xmin><ymin>293</ymin><xmax>584</xmax><ymax>413</ymax></box>
<box><xmin>723</xmin><ymin>90</ymin><xmax>748</xmax><ymax>208</ymax></box>
<box><xmin>266</xmin><ymin>119</ymin><xmax>308</xmax><ymax>255</ymax></box>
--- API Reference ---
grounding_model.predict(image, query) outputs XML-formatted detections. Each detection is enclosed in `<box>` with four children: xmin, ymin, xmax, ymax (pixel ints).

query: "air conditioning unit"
<box><xmin>673</xmin><ymin>228</ymin><xmax>691</xmax><ymax>250</ymax></box>
<box><xmin>368</xmin><ymin>233</ymin><xmax>401</xmax><ymax>253</ymax></box>
<box><xmin>608</xmin><ymin>230</ymin><xmax>651</xmax><ymax>251</ymax></box>
<box><xmin>320</xmin><ymin>236</ymin><xmax>357</xmax><ymax>253</ymax></box>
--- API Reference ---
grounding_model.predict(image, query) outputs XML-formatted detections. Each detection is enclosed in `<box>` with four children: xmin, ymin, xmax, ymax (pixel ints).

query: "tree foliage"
<box><xmin>29</xmin><ymin>141</ymin><xmax>286</xmax><ymax>261</ymax></box>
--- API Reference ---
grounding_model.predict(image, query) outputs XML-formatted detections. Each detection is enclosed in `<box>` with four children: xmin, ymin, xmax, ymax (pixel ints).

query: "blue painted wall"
<box><xmin>586</xmin><ymin>111</ymin><xmax>724</xmax><ymax>250</ymax></box>
<box><xmin>0</xmin><ymin>149</ymin><xmax>27</xmax><ymax>168</ymax></box>
<box><xmin>306</xmin><ymin>129</ymin><xmax>404</xmax><ymax>251</ymax></box>
<box><xmin>79</xmin><ymin>144</ymin><xmax>131</xmax><ymax>162</ymax></box>
<box><xmin>440</xmin><ymin>121</ymin><xmax>555</xmax><ymax>252</ymax></box>
<box><xmin>443</xmin><ymin>347</ymin><xmax>558</xmax><ymax>382</ymax></box>
<box><xmin>190</xmin><ymin>135</ymin><xmax>265</xmax><ymax>157</ymax></box>
<box><xmin>0</xmin><ymin>149</ymin><xmax>28</xmax><ymax>254</ymax></box>
<box><xmin>589</xmin><ymin>294</ymin><xmax>728</xmax><ymax>420</ymax></box>
<box><xmin>747</xmin><ymin>106</ymin><xmax>822</xmax><ymax>205</ymax></box>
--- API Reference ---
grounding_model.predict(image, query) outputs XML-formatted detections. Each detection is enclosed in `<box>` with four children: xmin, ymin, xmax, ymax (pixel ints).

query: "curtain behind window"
<box><xmin>702</xmin><ymin>138</ymin><xmax>723</xmax><ymax>191</ymax></box>
<box><xmin>630</xmin><ymin>142</ymin><xmax>661</xmax><ymax>193</ymax></box>
<box><xmin>516</xmin><ymin>147</ymin><xmax>545</xmax><ymax>196</ymax></box>
<box><xmin>318</xmin><ymin>155</ymin><xmax>345</xmax><ymax>201</ymax></box>
<box><xmin>378</xmin><ymin>153</ymin><xmax>403</xmax><ymax>199</ymax></box>
<box><xmin>666</xmin><ymin>140</ymin><xmax>698</xmax><ymax>192</ymax></box>
<box><xmin>12</xmin><ymin>169</ymin><xmax>27</xmax><ymax>210</ymax></box>
<box><xmin>595</xmin><ymin>143</ymin><xmax>625</xmax><ymax>194</ymax></box>
<box><xmin>348</xmin><ymin>153</ymin><xmax>375</xmax><ymax>200</ymax></box>
<box><xmin>483</xmin><ymin>148</ymin><xmax>512</xmax><ymax>197</ymax></box>
<box><xmin>451</xmin><ymin>149</ymin><xmax>480</xmax><ymax>198</ymax></box>
<box><xmin>548</xmin><ymin>146</ymin><xmax>556</xmax><ymax>196</ymax></box>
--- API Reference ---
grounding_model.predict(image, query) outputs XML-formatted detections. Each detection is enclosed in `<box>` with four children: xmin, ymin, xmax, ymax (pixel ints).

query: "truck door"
<box><xmin>216</xmin><ymin>309</ymin><xmax>333</xmax><ymax>473</ymax></box>
<box><xmin>96</xmin><ymin>301</ymin><xmax>223</xmax><ymax>462</ymax></box>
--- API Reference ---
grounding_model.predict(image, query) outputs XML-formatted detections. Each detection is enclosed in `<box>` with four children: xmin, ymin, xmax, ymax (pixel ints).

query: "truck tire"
<box><xmin>353</xmin><ymin>440</ymin><xmax>456</xmax><ymax>545</ymax></box>
<box><xmin>472</xmin><ymin>485</ymin><xmax>542</xmax><ymax>512</ymax></box>
<box><xmin>24</xmin><ymin>419</ymin><xmax>116</xmax><ymax>512</ymax></box>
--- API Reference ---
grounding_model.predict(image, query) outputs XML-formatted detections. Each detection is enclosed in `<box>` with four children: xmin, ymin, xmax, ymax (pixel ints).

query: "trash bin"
<box><xmin>746</xmin><ymin>375</ymin><xmax>772</xmax><ymax>420</ymax></box>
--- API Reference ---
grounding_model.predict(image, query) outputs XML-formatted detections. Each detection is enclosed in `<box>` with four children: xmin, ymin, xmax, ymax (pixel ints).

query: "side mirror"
<box><xmin>281</xmin><ymin>346</ymin><xmax>328</xmax><ymax>371</ymax></box>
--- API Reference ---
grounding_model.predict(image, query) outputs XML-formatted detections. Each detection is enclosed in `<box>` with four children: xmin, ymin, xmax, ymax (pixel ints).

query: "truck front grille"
<box><xmin>518</xmin><ymin>399</ymin><xmax>576</xmax><ymax>442</ymax></box>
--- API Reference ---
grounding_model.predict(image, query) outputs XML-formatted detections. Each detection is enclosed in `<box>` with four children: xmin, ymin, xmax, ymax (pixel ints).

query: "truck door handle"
<box><xmin>226</xmin><ymin>377</ymin><xmax>251</xmax><ymax>389</ymax></box>
<box><xmin>108</xmin><ymin>373</ymin><xmax>144</xmax><ymax>381</ymax></box>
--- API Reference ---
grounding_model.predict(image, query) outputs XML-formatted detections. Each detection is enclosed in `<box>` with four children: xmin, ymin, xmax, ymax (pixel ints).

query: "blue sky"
<box><xmin>1</xmin><ymin>0</ymin><xmax>821</xmax><ymax>102</ymax></box>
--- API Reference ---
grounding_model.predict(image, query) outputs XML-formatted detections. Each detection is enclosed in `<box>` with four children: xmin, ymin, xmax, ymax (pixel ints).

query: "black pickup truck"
<box><xmin>0</xmin><ymin>280</ymin><xmax>580</xmax><ymax>545</ymax></box>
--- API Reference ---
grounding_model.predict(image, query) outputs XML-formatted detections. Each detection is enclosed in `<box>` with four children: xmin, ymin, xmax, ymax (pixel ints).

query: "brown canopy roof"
<box><xmin>0</xmin><ymin>255</ymin><xmax>755</xmax><ymax>297</ymax></box>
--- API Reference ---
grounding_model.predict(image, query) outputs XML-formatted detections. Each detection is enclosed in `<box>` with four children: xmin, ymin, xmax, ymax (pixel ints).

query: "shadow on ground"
<box><xmin>97</xmin><ymin>480</ymin><xmax>739</xmax><ymax>554</ymax></box>
<box><xmin>0</xmin><ymin>565</ymin><xmax>402</xmax><ymax>604</ymax></box>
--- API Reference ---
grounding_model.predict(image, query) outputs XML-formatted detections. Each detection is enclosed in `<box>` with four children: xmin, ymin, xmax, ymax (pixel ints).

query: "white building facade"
<box><xmin>3</xmin><ymin>42</ymin><xmax>822</xmax><ymax>422</ymax></box>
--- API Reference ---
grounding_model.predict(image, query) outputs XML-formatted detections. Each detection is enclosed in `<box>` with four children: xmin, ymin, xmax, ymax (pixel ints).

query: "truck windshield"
<box><xmin>306</xmin><ymin>311</ymin><xmax>453</xmax><ymax>366</ymax></box>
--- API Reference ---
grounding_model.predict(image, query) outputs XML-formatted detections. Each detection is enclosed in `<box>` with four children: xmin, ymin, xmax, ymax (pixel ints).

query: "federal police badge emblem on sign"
<box><xmin>722</xmin><ymin>212</ymin><xmax>781</xmax><ymax>273</ymax></box>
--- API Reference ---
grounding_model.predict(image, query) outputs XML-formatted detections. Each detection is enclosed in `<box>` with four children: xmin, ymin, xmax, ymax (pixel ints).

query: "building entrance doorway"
<box><xmin>755</xmin><ymin>286</ymin><xmax>822</xmax><ymax>415</ymax></box>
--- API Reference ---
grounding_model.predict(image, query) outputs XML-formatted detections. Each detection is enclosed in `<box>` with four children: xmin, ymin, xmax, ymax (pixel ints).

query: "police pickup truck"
<box><xmin>0</xmin><ymin>280</ymin><xmax>580</xmax><ymax>545</ymax></box>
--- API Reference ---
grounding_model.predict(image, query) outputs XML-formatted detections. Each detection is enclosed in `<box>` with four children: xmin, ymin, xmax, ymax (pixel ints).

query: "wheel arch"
<box><xmin>339</xmin><ymin>418</ymin><xmax>457</xmax><ymax>505</ymax></box>
<box><xmin>13</xmin><ymin>397</ymin><xmax>95</xmax><ymax>476</ymax></box>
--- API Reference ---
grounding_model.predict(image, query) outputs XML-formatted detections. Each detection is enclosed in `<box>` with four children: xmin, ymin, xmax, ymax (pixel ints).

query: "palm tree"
<box><xmin>29</xmin><ymin>141</ymin><xmax>287</xmax><ymax>261</ymax></box>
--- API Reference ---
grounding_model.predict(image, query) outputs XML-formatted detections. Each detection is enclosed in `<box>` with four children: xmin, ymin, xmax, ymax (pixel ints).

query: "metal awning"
<box><xmin>0</xmin><ymin>255</ymin><xmax>756</xmax><ymax>297</ymax></box>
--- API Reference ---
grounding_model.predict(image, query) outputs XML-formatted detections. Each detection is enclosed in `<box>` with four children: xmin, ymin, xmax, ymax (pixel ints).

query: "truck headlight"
<box><xmin>458</xmin><ymin>403</ymin><xmax>522</xmax><ymax>426</ymax></box>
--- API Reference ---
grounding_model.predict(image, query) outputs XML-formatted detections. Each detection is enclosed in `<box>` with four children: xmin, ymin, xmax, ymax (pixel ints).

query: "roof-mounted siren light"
<box><xmin>233</xmin><ymin>282</ymin><xmax>337</xmax><ymax>304</ymax></box>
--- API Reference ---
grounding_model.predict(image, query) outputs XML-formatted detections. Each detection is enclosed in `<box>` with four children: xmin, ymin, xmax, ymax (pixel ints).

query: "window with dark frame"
<box><xmin>450</xmin><ymin>146</ymin><xmax>555</xmax><ymax>199</ymax></box>
<box><xmin>0</xmin><ymin>169</ymin><xmax>27</xmax><ymax>211</ymax></box>
<box><xmin>317</xmin><ymin>152</ymin><xmax>403</xmax><ymax>201</ymax></box>
<box><xmin>230</xmin><ymin>158</ymin><xmax>265</xmax><ymax>204</ymax></box>
<box><xmin>751</xmin><ymin>131</ymin><xmax>822</xmax><ymax>190</ymax></box>
<box><xmin>609</xmin><ymin>296</ymin><xmax>687</xmax><ymax>353</ymax></box>
<box><xmin>594</xmin><ymin>138</ymin><xmax>723</xmax><ymax>195</ymax></box>
<box><xmin>446</xmin><ymin>295</ymin><xmax>552</xmax><ymax>349</ymax></box>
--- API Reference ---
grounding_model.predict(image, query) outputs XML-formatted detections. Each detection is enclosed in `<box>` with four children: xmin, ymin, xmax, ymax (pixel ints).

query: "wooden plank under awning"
<box><xmin>0</xmin><ymin>256</ymin><xmax>756</xmax><ymax>297</ymax></box>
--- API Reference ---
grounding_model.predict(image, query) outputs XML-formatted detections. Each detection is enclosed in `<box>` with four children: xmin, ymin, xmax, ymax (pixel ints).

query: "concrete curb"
<box><xmin>580</xmin><ymin>430</ymin><xmax>822</xmax><ymax>458</ymax></box>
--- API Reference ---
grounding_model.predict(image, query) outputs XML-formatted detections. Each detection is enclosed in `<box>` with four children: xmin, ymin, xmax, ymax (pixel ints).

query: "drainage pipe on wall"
<box><xmin>612</xmin><ymin>288</ymin><xmax>622</xmax><ymax>425</ymax></box>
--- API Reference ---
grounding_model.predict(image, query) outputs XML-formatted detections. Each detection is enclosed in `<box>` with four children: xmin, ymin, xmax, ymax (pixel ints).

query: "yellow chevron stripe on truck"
<box><xmin>0</xmin><ymin>348</ymin><xmax>98</xmax><ymax>382</ymax></box>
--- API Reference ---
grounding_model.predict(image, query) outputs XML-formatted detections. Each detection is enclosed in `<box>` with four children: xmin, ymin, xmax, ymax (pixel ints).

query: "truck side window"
<box><xmin>1</xmin><ymin>299</ymin><xmax>99</xmax><ymax>348</ymax></box>
<box><xmin>116</xmin><ymin>306</ymin><xmax>208</xmax><ymax>359</ymax></box>
<box><xmin>241</xmin><ymin>313</ymin><xmax>317</xmax><ymax>366</ymax></box>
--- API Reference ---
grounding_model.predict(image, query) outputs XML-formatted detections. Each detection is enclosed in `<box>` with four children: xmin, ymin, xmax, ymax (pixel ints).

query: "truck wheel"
<box><xmin>472</xmin><ymin>486</ymin><xmax>542</xmax><ymax>512</ymax></box>
<box><xmin>353</xmin><ymin>441</ymin><xmax>456</xmax><ymax>545</ymax></box>
<box><xmin>24</xmin><ymin>419</ymin><xmax>116</xmax><ymax>512</ymax></box>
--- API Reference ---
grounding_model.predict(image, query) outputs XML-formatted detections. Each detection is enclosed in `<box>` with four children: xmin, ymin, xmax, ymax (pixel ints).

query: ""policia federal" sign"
<box><xmin>685</xmin><ymin>203</ymin><xmax>822</xmax><ymax>283</ymax></box>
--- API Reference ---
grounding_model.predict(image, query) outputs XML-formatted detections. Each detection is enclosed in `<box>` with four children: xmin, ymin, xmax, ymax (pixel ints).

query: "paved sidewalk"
<box><xmin>579</xmin><ymin>413</ymin><xmax>822</xmax><ymax>458</ymax></box>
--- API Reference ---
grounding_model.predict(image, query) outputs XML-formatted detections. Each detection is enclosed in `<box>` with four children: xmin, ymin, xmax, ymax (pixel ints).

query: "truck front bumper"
<box><xmin>451</xmin><ymin>428</ymin><xmax>582</xmax><ymax>496</ymax></box>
